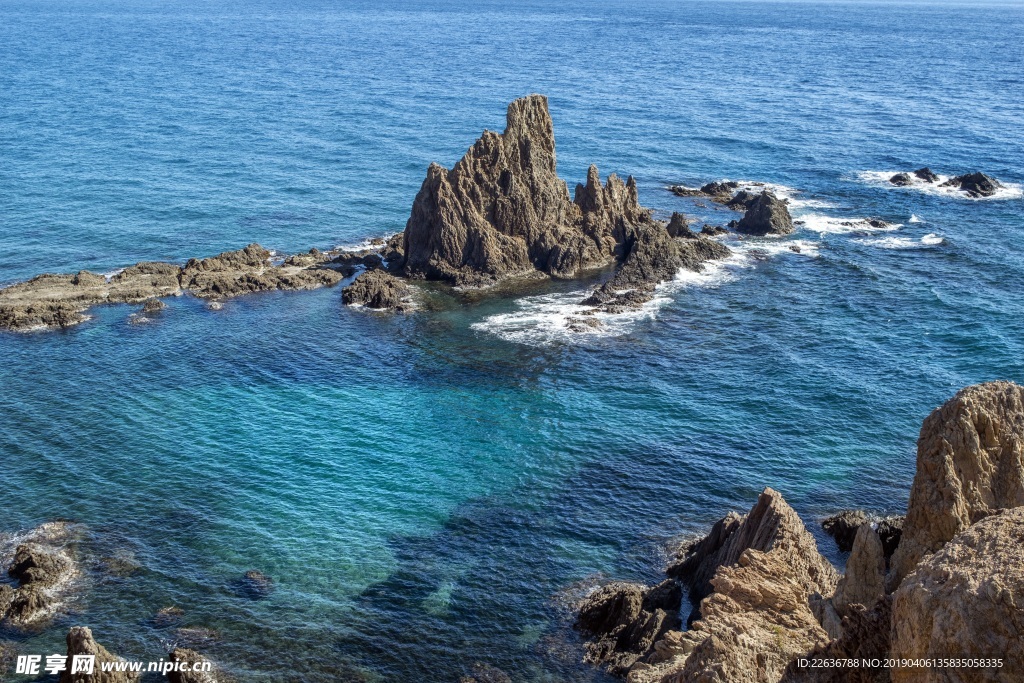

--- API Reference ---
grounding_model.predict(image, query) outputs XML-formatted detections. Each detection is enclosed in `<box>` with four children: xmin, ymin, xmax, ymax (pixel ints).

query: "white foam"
<box><xmin>334</xmin><ymin>233</ymin><xmax>399</xmax><ymax>253</ymax></box>
<box><xmin>797</xmin><ymin>214</ymin><xmax>902</xmax><ymax>235</ymax></box>
<box><xmin>854</xmin><ymin>233</ymin><xmax>944</xmax><ymax>250</ymax></box>
<box><xmin>102</xmin><ymin>268</ymin><xmax>125</xmax><ymax>282</ymax></box>
<box><xmin>908</xmin><ymin>214</ymin><xmax>924</xmax><ymax>223</ymax></box>
<box><xmin>472</xmin><ymin>236</ymin><xmax>819</xmax><ymax>345</ymax></box>
<box><xmin>856</xmin><ymin>171</ymin><xmax>1023</xmax><ymax>201</ymax></box>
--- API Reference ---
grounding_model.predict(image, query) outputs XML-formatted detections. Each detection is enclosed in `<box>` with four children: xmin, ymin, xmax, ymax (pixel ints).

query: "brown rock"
<box><xmin>666</xmin><ymin>212</ymin><xmax>695</xmax><ymax>239</ymax></box>
<box><xmin>734</xmin><ymin>191</ymin><xmax>795</xmax><ymax>236</ymax></box>
<box><xmin>1</xmin><ymin>522</ymin><xmax>78</xmax><ymax>627</ymax></box>
<box><xmin>342</xmin><ymin>270</ymin><xmax>411</xmax><ymax>311</ymax></box>
<box><xmin>59</xmin><ymin>627</ymin><xmax>139</xmax><ymax>683</ymax></box>
<box><xmin>668</xmin><ymin>489</ymin><xmax>839</xmax><ymax>625</ymax></box>
<box><xmin>889</xmin><ymin>381</ymin><xmax>1024</xmax><ymax>588</ymax></box>
<box><xmin>890</xmin><ymin>507</ymin><xmax>1024</xmax><ymax>683</ymax></box>
<box><xmin>400</xmin><ymin>95</ymin><xmax>652</xmax><ymax>287</ymax></box>
<box><xmin>180</xmin><ymin>244</ymin><xmax>342</xmax><ymax>298</ymax></box>
<box><xmin>833</xmin><ymin>524</ymin><xmax>885</xmax><ymax>617</ymax></box>
<box><xmin>781</xmin><ymin>596</ymin><xmax>893</xmax><ymax>683</ymax></box>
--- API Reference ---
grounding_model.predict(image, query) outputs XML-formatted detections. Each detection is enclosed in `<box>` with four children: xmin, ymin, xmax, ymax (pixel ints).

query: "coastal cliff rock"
<box><xmin>400</xmin><ymin>95</ymin><xmax>668</xmax><ymax>288</ymax></box>
<box><xmin>578</xmin><ymin>489</ymin><xmax>838</xmax><ymax>683</ymax></box>
<box><xmin>888</xmin><ymin>381</ymin><xmax>1024</xmax><ymax>588</ymax></box>
<box><xmin>1</xmin><ymin>522</ymin><xmax>79</xmax><ymax>627</ymax></box>
<box><xmin>940</xmin><ymin>172</ymin><xmax>1002</xmax><ymax>198</ymax></box>
<box><xmin>890</xmin><ymin>507</ymin><xmax>1024</xmax><ymax>682</ymax></box>
<box><xmin>780</xmin><ymin>597</ymin><xmax>893</xmax><ymax>683</ymax></box>
<box><xmin>342</xmin><ymin>270</ymin><xmax>412</xmax><ymax>311</ymax></box>
<box><xmin>734</xmin><ymin>191</ymin><xmax>795</xmax><ymax>236</ymax></box>
<box><xmin>821</xmin><ymin>510</ymin><xmax>869</xmax><ymax>552</ymax></box>
<box><xmin>668</xmin><ymin>488</ymin><xmax>839</xmax><ymax>625</ymax></box>
<box><xmin>832</xmin><ymin>524</ymin><xmax>885</xmax><ymax>618</ymax></box>
<box><xmin>59</xmin><ymin>627</ymin><xmax>139</xmax><ymax>683</ymax></box>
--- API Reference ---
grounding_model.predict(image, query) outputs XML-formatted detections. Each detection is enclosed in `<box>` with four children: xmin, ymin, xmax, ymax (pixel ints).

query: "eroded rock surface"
<box><xmin>579</xmin><ymin>489</ymin><xmax>838</xmax><ymax>683</ymax></box>
<box><xmin>832</xmin><ymin>524</ymin><xmax>885</xmax><ymax>618</ymax></box>
<box><xmin>889</xmin><ymin>381</ymin><xmax>1024</xmax><ymax>588</ymax></box>
<box><xmin>733</xmin><ymin>190</ymin><xmax>795</xmax><ymax>236</ymax></box>
<box><xmin>1</xmin><ymin>522</ymin><xmax>79</xmax><ymax>628</ymax></box>
<box><xmin>401</xmin><ymin>96</ymin><xmax>627</xmax><ymax>285</ymax></box>
<box><xmin>59</xmin><ymin>627</ymin><xmax>139</xmax><ymax>683</ymax></box>
<box><xmin>0</xmin><ymin>244</ymin><xmax>345</xmax><ymax>331</ymax></box>
<box><xmin>891</xmin><ymin>507</ymin><xmax>1024</xmax><ymax>682</ymax></box>
<box><xmin>342</xmin><ymin>270</ymin><xmax>412</xmax><ymax>311</ymax></box>
<box><xmin>940</xmin><ymin>172</ymin><xmax>1002</xmax><ymax>198</ymax></box>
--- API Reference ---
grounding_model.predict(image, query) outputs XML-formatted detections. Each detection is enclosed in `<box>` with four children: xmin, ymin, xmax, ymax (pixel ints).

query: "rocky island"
<box><xmin>0</xmin><ymin>95</ymin><xmax>732</xmax><ymax>331</ymax></box>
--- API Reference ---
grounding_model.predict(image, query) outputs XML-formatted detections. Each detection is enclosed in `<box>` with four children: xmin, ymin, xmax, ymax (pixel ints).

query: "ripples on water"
<box><xmin>1</xmin><ymin>0</ymin><xmax>1022</xmax><ymax>680</ymax></box>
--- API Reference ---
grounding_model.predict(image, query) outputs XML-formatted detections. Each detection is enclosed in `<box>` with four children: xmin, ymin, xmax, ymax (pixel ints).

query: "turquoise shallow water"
<box><xmin>1</xmin><ymin>0</ymin><xmax>1023</xmax><ymax>680</ymax></box>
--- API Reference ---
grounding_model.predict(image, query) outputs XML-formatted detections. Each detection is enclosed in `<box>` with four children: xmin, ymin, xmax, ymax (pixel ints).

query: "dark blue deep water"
<box><xmin>1</xmin><ymin>0</ymin><xmax>1023</xmax><ymax>680</ymax></box>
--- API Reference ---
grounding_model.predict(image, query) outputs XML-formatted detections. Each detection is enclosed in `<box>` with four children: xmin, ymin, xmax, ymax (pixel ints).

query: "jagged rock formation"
<box><xmin>665</xmin><ymin>212</ymin><xmax>694</xmax><ymax>239</ymax></box>
<box><xmin>578</xmin><ymin>489</ymin><xmax>838</xmax><ymax>683</ymax></box>
<box><xmin>891</xmin><ymin>507</ymin><xmax>1024</xmax><ymax>682</ymax></box>
<box><xmin>889</xmin><ymin>173</ymin><xmax>913</xmax><ymax>187</ymax></box>
<box><xmin>401</xmin><ymin>96</ymin><xmax>624</xmax><ymax>285</ymax></box>
<box><xmin>940</xmin><ymin>172</ymin><xmax>1002</xmax><ymax>198</ymax></box>
<box><xmin>1</xmin><ymin>522</ymin><xmax>79</xmax><ymax>627</ymax></box>
<box><xmin>889</xmin><ymin>381</ymin><xmax>1024</xmax><ymax>588</ymax></box>
<box><xmin>780</xmin><ymin>597</ymin><xmax>893</xmax><ymax>683</ymax></box>
<box><xmin>167</xmin><ymin>648</ymin><xmax>220</xmax><ymax>683</ymax></box>
<box><xmin>832</xmin><ymin>524</ymin><xmax>885</xmax><ymax>618</ymax></box>
<box><xmin>575</xmin><ymin>580</ymin><xmax>681</xmax><ymax>675</ymax></box>
<box><xmin>581</xmin><ymin>222</ymin><xmax>730</xmax><ymax>313</ymax></box>
<box><xmin>59</xmin><ymin>627</ymin><xmax>139</xmax><ymax>683</ymax></box>
<box><xmin>733</xmin><ymin>191</ymin><xmax>795</xmax><ymax>236</ymax></box>
<box><xmin>400</xmin><ymin>94</ymin><xmax>728</xmax><ymax>299</ymax></box>
<box><xmin>342</xmin><ymin>270</ymin><xmax>412</xmax><ymax>311</ymax></box>
<box><xmin>0</xmin><ymin>244</ymin><xmax>346</xmax><ymax>331</ymax></box>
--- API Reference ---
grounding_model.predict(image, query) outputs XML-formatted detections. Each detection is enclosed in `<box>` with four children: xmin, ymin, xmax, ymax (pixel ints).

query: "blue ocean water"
<box><xmin>1</xmin><ymin>0</ymin><xmax>1023</xmax><ymax>680</ymax></box>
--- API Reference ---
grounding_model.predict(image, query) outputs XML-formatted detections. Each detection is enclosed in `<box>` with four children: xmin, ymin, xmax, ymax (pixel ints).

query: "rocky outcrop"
<box><xmin>891</xmin><ymin>507</ymin><xmax>1024</xmax><ymax>682</ymax></box>
<box><xmin>940</xmin><ymin>172</ymin><xmax>1002</xmax><ymax>198</ymax></box>
<box><xmin>668</xmin><ymin>489</ymin><xmax>839</xmax><ymax>625</ymax></box>
<box><xmin>665</xmin><ymin>213</ymin><xmax>694</xmax><ymax>239</ymax></box>
<box><xmin>581</xmin><ymin>222</ymin><xmax>730</xmax><ymax>313</ymax></box>
<box><xmin>578</xmin><ymin>489</ymin><xmax>838</xmax><ymax>683</ymax></box>
<box><xmin>575</xmin><ymin>580</ymin><xmax>682</xmax><ymax>675</ymax></box>
<box><xmin>832</xmin><ymin>524</ymin><xmax>885</xmax><ymax>618</ymax></box>
<box><xmin>822</xmin><ymin>511</ymin><xmax>903</xmax><ymax>560</ymax></box>
<box><xmin>0</xmin><ymin>244</ymin><xmax>347</xmax><ymax>331</ymax></box>
<box><xmin>821</xmin><ymin>510</ymin><xmax>869</xmax><ymax>552</ymax></box>
<box><xmin>888</xmin><ymin>381</ymin><xmax>1024</xmax><ymax>588</ymax></box>
<box><xmin>889</xmin><ymin>173</ymin><xmax>913</xmax><ymax>187</ymax></box>
<box><xmin>780</xmin><ymin>597</ymin><xmax>893</xmax><ymax>683</ymax></box>
<box><xmin>733</xmin><ymin>191</ymin><xmax>795</xmax><ymax>236</ymax></box>
<box><xmin>59</xmin><ymin>627</ymin><xmax>139</xmax><ymax>683</ymax></box>
<box><xmin>401</xmin><ymin>96</ymin><xmax>635</xmax><ymax>286</ymax></box>
<box><xmin>913</xmin><ymin>168</ymin><xmax>938</xmax><ymax>183</ymax></box>
<box><xmin>167</xmin><ymin>648</ymin><xmax>219</xmax><ymax>683</ymax></box>
<box><xmin>342</xmin><ymin>270</ymin><xmax>412</xmax><ymax>311</ymax></box>
<box><xmin>180</xmin><ymin>244</ymin><xmax>343</xmax><ymax>298</ymax></box>
<box><xmin>1</xmin><ymin>522</ymin><xmax>79</xmax><ymax>627</ymax></box>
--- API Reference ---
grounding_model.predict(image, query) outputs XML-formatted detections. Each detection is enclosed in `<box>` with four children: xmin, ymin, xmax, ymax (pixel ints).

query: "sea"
<box><xmin>1</xmin><ymin>0</ymin><xmax>1022</xmax><ymax>680</ymax></box>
